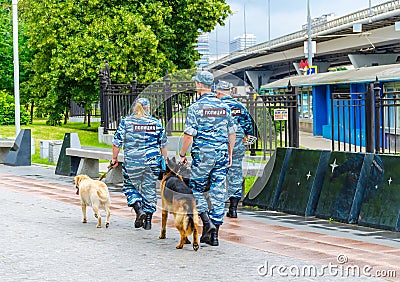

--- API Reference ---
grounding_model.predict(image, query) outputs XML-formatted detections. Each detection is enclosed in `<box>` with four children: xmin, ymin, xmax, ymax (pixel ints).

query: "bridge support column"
<box><xmin>348</xmin><ymin>53</ymin><xmax>399</xmax><ymax>68</ymax></box>
<box><xmin>245</xmin><ymin>70</ymin><xmax>272</xmax><ymax>92</ymax></box>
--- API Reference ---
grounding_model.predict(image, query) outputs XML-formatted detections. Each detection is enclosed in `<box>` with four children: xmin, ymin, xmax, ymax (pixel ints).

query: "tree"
<box><xmin>0</xmin><ymin>2</ymin><xmax>14</xmax><ymax>93</ymax></box>
<box><xmin>137</xmin><ymin>0</ymin><xmax>231</xmax><ymax>69</ymax></box>
<box><xmin>0</xmin><ymin>90</ymin><xmax>30</xmax><ymax>125</ymax></box>
<box><xmin>19</xmin><ymin>0</ymin><xmax>230</xmax><ymax>125</ymax></box>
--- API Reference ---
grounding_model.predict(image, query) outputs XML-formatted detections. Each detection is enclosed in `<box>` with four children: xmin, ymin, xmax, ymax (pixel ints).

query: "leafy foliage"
<box><xmin>0</xmin><ymin>2</ymin><xmax>14</xmax><ymax>93</ymax></box>
<box><xmin>0</xmin><ymin>90</ymin><xmax>30</xmax><ymax>125</ymax></box>
<box><xmin>18</xmin><ymin>0</ymin><xmax>230</xmax><ymax>125</ymax></box>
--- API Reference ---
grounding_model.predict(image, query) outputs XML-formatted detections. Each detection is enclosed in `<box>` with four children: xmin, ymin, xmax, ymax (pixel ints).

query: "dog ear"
<box><xmin>166</xmin><ymin>157</ymin><xmax>175</xmax><ymax>173</ymax></box>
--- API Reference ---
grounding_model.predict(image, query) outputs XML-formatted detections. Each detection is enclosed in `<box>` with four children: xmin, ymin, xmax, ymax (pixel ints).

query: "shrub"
<box><xmin>0</xmin><ymin>90</ymin><xmax>30</xmax><ymax>125</ymax></box>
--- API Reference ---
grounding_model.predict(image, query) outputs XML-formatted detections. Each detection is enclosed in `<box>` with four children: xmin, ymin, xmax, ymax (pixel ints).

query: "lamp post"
<box><xmin>307</xmin><ymin>0</ymin><xmax>313</xmax><ymax>67</ymax></box>
<box><xmin>267</xmin><ymin>0</ymin><xmax>270</xmax><ymax>42</ymax></box>
<box><xmin>228</xmin><ymin>10</ymin><xmax>239</xmax><ymax>54</ymax></box>
<box><xmin>369</xmin><ymin>0</ymin><xmax>372</xmax><ymax>16</ymax></box>
<box><xmin>12</xmin><ymin>0</ymin><xmax>20</xmax><ymax>136</ymax></box>
<box><xmin>243</xmin><ymin>2</ymin><xmax>247</xmax><ymax>49</ymax></box>
<box><xmin>215</xmin><ymin>26</ymin><xmax>218</xmax><ymax>60</ymax></box>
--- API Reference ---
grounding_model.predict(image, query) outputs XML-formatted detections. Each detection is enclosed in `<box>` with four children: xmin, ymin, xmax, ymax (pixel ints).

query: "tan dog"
<box><xmin>74</xmin><ymin>175</ymin><xmax>111</xmax><ymax>228</ymax></box>
<box><xmin>159</xmin><ymin>167</ymin><xmax>199</xmax><ymax>251</ymax></box>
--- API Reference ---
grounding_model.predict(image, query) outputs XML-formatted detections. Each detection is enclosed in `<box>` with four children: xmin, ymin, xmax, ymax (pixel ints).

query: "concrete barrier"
<box><xmin>242</xmin><ymin>148</ymin><xmax>292</xmax><ymax>210</ymax></box>
<box><xmin>55</xmin><ymin>133</ymin><xmax>81</xmax><ymax>176</ymax></box>
<box><xmin>4</xmin><ymin>129</ymin><xmax>31</xmax><ymax>166</ymax></box>
<box><xmin>0</xmin><ymin>139</ymin><xmax>14</xmax><ymax>164</ymax></box>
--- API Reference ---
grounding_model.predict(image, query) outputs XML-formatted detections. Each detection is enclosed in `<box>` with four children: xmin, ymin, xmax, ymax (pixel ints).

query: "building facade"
<box><xmin>229</xmin><ymin>34</ymin><xmax>257</xmax><ymax>53</ymax></box>
<box><xmin>195</xmin><ymin>32</ymin><xmax>210</xmax><ymax>69</ymax></box>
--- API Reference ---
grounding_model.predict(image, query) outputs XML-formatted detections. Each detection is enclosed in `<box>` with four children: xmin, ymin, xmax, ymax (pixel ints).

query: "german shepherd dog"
<box><xmin>158</xmin><ymin>158</ymin><xmax>199</xmax><ymax>251</ymax></box>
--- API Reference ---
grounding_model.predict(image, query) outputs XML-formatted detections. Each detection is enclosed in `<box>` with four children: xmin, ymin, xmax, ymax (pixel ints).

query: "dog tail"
<box><xmin>97</xmin><ymin>190</ymin><xmax>109</xmax><ymax>202</ymax></box>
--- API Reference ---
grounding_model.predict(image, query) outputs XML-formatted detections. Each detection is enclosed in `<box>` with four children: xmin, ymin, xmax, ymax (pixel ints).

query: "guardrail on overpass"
<box><xmin>208</xmin><ymin>0</ymin><xmax>400</xmax><ymax>69</ymax></box>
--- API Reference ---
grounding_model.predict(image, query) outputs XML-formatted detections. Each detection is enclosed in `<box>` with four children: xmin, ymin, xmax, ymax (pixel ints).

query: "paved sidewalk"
<box><xmin>0</xmin><ymin>164</ymin><xmax>399</xmax><ymax>281</ymax></box>
<box><xmin>299</xmin><ymin>131</ymin><xmax>332</xmax><ymax>151</ymax></box>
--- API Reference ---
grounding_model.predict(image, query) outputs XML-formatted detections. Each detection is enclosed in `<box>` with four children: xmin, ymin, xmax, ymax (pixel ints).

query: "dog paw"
<box><xmin>159</xmin><ymin>234</ymin><xmax>166</xmax><ymax>239</ymax></box>
<box><xmin>82</xmin><ymin>219</ymin><xmax>87</xmax><ymax>223</ymax></box>
<box><xmin>105</xmin><ymin>222</ymin><xmax>110</xmax><ymax>228</ymax></box>
<box><xmin>176</xmin><ymin>244</ymin><xmax>184</xmax><ymax>249</ymax></box>
<box><xmin>193</xmin><ymin>243</ymin><xmax>199</xmax><ymax>251</ymax></box>
<box><xmin>96</xmin><ymin>225</ymin><xmax>101</xmax><ymax>228</ymax></box>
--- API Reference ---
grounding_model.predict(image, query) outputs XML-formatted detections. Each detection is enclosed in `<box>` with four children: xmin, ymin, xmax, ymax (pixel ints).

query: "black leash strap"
<box><xmin>99</xmin><ymin>161</ymin><xmax>115</xmax><ymax>181</ymax></box>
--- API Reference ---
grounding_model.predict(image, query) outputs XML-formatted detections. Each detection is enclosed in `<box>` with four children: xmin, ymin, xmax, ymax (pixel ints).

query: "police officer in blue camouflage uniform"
<box><xmin>216</xmin><ymin>80</ymin><xmax>254</xmax><ymax>218</ymax></box>
<box><xmin>179</xmin><ymin>71</ymin><xmax>236</xmax><ymax>246</ymax></box>
<box><xmin>111</xmin><ymin>98</ymin><xmax>168</xmax><ymax>230</ymax></box>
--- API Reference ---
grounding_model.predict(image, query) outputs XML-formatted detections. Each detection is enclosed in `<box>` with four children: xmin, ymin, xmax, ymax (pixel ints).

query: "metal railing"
<box><xmin>331</xmin><ymin>78</ymin><xmax>400</xmax><ymax>155</ymax></box>
<box><xmin>98</xmin><ymin>67</ymin><xmax>302</xmax><ymax>157</ymax></box>
<box><xmin>208</xmin><ymin>0</ymin><xmax>400</xmax><ymax>69</ymax></box>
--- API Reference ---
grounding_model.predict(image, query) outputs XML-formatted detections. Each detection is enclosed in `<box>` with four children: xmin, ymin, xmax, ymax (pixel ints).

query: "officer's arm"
<box><xmin>160</xmin><ymin>147</ymin><xmax>168</xmax><ymax>159</ymax></box>
<box><xmin>179</xmin><ymin>133</ymin><xmax>193</xmax><ymax>163</ymax></box>
<box><xmin>227</xmin><ymin>132</ymin><xmax>236</xmax><ymax>168</ymax></box>
<box><xmin>111</xmin><ymin>145</ymin><xmax>120</xmax><ymax>168</ymax></box>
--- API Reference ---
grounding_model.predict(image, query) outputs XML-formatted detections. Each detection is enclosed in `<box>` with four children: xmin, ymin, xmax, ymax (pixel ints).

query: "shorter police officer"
<box><xmin>180</xmin><ymin>71</ymin><xmax>236</xmax><ymax>246</ymax></box>
<box><xmin>111</xmin><ymin>98</ymin><xmax>168</xmax><ymax>230</ymax></box>
<box><xmin>216</xmin><ymin>81</ymin><xmax>254</xmax><ymax>218</ymax></box>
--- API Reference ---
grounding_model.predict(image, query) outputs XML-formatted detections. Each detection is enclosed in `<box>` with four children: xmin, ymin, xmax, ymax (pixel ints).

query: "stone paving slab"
<box><xmin>0</xmin><ymin>164</ymin><xmax>398</xmax><ymax>281</ymax></box>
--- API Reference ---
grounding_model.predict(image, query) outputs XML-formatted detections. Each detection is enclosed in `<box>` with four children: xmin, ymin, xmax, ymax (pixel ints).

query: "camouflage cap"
<box><xmin>135</xmin><ymin>97</ymin><xmax>150</xmax><ymax>108</ymax></box>
<box><xmin>192</xmin><ymin>71</ymin><xmax>214</xmax><ymax>86</ymax></box>
<box><xmin>216</xmin><ymin>80</ymin><xmax>232</xmax><ymax>91</ymax></box>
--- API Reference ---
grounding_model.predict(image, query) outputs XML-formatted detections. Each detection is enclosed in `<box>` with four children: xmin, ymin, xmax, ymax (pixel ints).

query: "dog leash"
<box><xmin>99</xmin><ymin>161</ymin><xmax>115</xmax><ymax>181</ymax></box>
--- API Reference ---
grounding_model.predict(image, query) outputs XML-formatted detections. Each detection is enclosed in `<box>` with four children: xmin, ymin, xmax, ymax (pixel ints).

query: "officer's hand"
<box><xmin>180</xmin><ymin>156</ymin><xmax>188</xmax><ymax>165</ymax></box>
<box><xmin>110</xmin><ymin>158</ymin><xmax>119</xmax><ymax>168</ymax></box>
<box><xmin>227</xmin><ymin>155</ymin><xmax>233</xmax><ymax>168</ymax></box>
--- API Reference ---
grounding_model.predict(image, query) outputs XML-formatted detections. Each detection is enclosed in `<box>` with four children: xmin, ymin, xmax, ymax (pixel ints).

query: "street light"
<box><xmin>12</xmin><ymin>0</ymin><xmax>20</xmax><ymax>136</ymax></box>
<box><xmin>228</xmin><ymin>10</ymin><xmax>239</xmax><ymax>54</ymax></box>
<box><xmin>267</xmin><ymin>0</ymin><xmax>270</xmax><ymax>42</ymax></box>
<box><xmin>243</xmin><ymin>2</ymin><xmax>247</xmax><ymax>49</ymax></box>
<box><xmin>307</xmin><ymin>0</ymin><xmax>313</xmax><ymax>67</ymax></box>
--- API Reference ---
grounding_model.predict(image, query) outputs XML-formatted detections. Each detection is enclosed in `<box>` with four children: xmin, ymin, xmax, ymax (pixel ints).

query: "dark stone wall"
<box><xmin>244</xmin><ymin>148</ymin><xmax>400</xmax><ymax>231</ymax></box>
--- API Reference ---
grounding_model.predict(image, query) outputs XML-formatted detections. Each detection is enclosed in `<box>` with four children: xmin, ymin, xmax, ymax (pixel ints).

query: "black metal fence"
<box><xmin>70</xmin><ymin>100</ymin><xmax>101</xmax><ymax>118</ymax></box>
<box><xmin>98</xmin><ymin>65</ymin><xmax>301</xmax><ymax>158</ymax></box>
<box><xmin>331</xmin><ymin>78</ymin><xmax>400</xmax><ymax>154</ymax></box>
<box><xmin>99</xmin><ymin>66</ymin><xmax>199</xmax><ymax>135</ymax></box>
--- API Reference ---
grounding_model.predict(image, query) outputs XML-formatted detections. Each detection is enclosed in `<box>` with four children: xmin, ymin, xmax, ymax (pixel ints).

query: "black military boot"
<box><xmin>209</xmin><ymin>225</ymin><xmax>220</xmax><ymax>246</ymax></box>
<box><xmin>132</xmin><ymin>202</ymin><xmax>146</xmax><ymax>228</ymax></box>
<box><xmin>226</xmin><ymin>197</ymin><xmax>240</xmax><ymax>218</ymax></box>
<box><xmin>143</xmin><ymin>213</ymin><xmax>152</xmax><ymax>230</ymax></box>
<box><xmin>199</xmin><ymin>212</ymin><xmax>216</xmax><ymax>243</ymax></box>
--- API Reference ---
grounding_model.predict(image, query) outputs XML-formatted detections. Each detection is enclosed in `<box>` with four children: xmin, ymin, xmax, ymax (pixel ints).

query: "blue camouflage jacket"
<box><xmin>220</xmin><ymin>95</ymin><xmax>254</xmax><ymax>148</ymax></box>
<box><xmin>184</xmin><ymin>92</ymin><xmax>236</xmax><ymax>153</ymax></box>
<box><xmin>113</xmin><ymin>114</ymin><xmax>167</xmax><ymax>167</ymax></box>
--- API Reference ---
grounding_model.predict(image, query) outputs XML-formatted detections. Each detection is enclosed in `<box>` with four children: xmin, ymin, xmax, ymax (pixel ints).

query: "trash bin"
<box><xmin>48</xmin><ymin>140</ymin><xmax>63</xmax><ymax>164</ymax></box>
<box><xmin>40</xmin><ymin>140</ymin><xmax>50</xmax><ymax>159</ymax></box>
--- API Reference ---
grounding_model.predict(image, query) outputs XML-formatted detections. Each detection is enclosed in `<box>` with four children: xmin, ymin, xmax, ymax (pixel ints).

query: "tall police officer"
<box><xmin>180</xmin><ymin>71</ymin><xmax>236</xmax><ymax>246</ymax></box>
<box><xmin>111</xmin><ymin>98</ymin><xmax>168</xmax><ymax>230</ymax></box>
<box><xmin>215</xmin><ymin>81</ymin><xmax>254</xmax><ymax>218</ymax></box>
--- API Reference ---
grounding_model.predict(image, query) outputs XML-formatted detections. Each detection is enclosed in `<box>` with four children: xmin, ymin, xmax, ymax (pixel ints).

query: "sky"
<box><xmin>209</xmin><ymin>0</ymin><xmax>392</xmax><ymax>60</ymax></box>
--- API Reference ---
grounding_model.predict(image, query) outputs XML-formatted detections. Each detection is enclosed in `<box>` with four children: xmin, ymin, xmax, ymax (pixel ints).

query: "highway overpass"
<box><xmin>206</xmin><ymin>0</ymin><xmax>400</xmax><ymax>92</ymax></box>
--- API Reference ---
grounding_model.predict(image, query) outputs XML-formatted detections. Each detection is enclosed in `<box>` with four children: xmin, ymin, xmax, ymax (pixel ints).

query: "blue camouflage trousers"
<box><xmin>227</xmin><ymin>147</ymin><xmax>245</xmax><ymax>199</ymax></box>
<box><xmin>189</xmin><ymin>150</ymin><xmax>228</xmax><ymax>225</ymax></box>
<box><xmin>122</xmin><ymin>164</ymin><xmax>160</xmax><ymax>214</ymax></box>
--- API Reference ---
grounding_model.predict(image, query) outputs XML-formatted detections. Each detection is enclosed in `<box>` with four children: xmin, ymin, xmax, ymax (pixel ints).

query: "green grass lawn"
<box><xmin>0</xmin><ymin>120</ymin><xmax>110</xmax><ymax>165</ymax></box>
<box><xmin>1</xmin><ymin>120</ymin><xmax>261</xmax><ymax>192</ymax></box>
